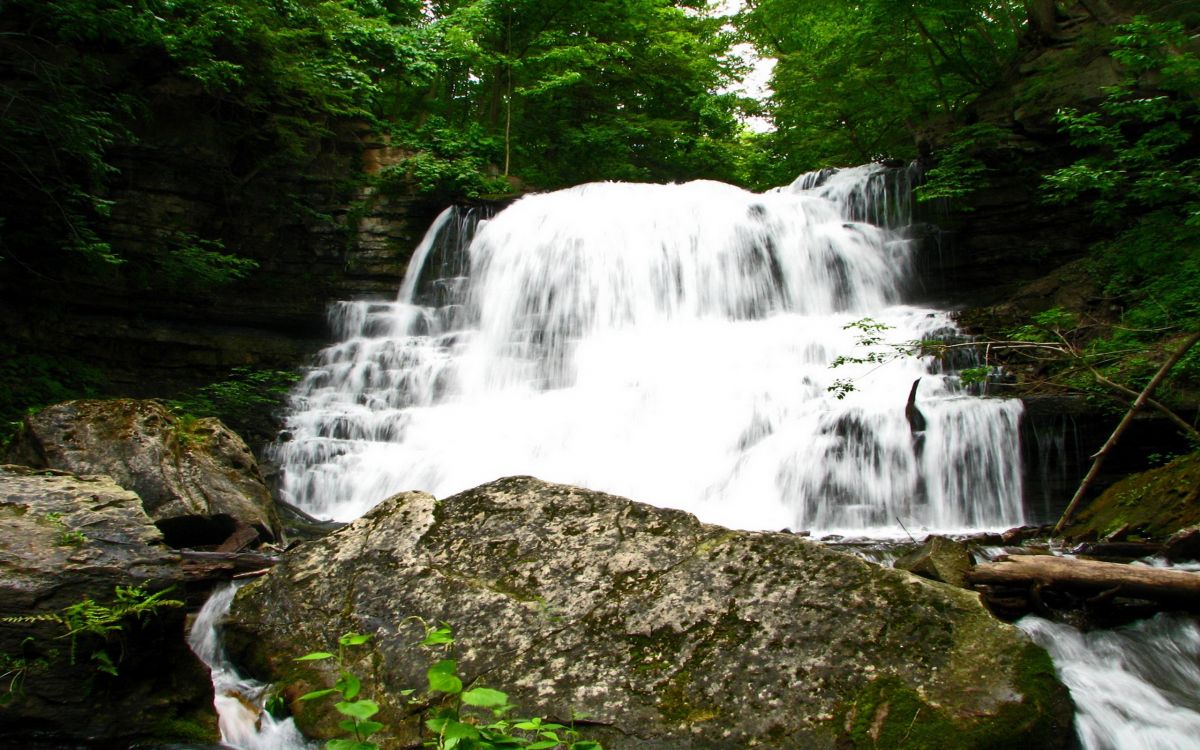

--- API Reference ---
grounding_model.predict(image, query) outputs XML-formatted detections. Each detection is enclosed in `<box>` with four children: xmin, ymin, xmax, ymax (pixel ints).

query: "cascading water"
<box><xmin>1020</xmin><ymin>613</ymin><xmax>1200</xmax><ymax>749</ymax></box>
<box><xmin>189</xmin><ymin>583</ymin><xmax>310</xmax><ymax>750</ymax></box>
<box><xmin>271</xmin><ymin>164</ymin><xmax>1025</xmax><ymax>535</ymax></box>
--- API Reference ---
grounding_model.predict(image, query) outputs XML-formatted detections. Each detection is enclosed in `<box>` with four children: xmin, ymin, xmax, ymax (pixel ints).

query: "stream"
<box><xmin>193</xmin><ymin>166</ymin><xmax>1200</xmax><ymax>749</ymax></box>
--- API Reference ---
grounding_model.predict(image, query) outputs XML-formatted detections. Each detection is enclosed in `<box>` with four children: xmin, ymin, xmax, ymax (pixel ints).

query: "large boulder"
<box><xmin>5</xmin><ymin>399</ymin><xmax>282</xmax><ymax>544</ymax></box>
<box><xmin>0</xmin><ymin>464</ymin><xmax>216</xmax><ymax>746</ymax></box>
<box><xmin>226</xmin><ymin>476</ymin><xmax>1073</xmax><ymax>750</ymax></box>
<box><xmin>894</xmin><ymin>535</ymin><xmax>974</xmax><ymax>588</ymax></box>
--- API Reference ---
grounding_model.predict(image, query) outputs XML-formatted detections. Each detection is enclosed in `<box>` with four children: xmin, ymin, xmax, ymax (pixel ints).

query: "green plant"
<box><xmin>170</xmin><ymin>412</ymin><xmax>209</xmax><ymax>448</ymax></box>
<box><xmin>294</xmin><ymin>624</ymin><xmax>601</xmax><ymax>750</ymax></box>
<box><xmin>1042</xmin><ymin>18</ymin><xmax>1200</xmax><ymax>226</ymax></box>
<box><xmin>39</xmin><ymin>512</ymin><xmax>88</xmax><ymax>548</ymax></box>
<box><xmin>0</xmin><ymin>344</ymin><xmax>106</xmax><ymax>451</ymax></box>
<box><xmin>0</xmin><ymin>585</ymin><xmax>183</xmax><ymax>704</ymax></box>
<box><xmin>0</xmin><ymin>643</ymin><xmax>53</xmax><ymax>707</ymax></box>
<box><xmin>296</xmin><ymin>632</ymin><xmax>387</xmax><ymax>750</ymax></box>
<box><xmin>915</xmin><ymin>123</ymin><xmax>1009</xmax><ymax>207</ymax></box>
<box><xmin>167</xmin><ymin>367</ymin><xmax>300</xmax><ymax>437</ymax></box>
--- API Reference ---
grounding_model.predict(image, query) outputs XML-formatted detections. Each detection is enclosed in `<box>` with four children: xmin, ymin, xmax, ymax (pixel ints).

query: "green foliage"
<box><xmin>0</xmin><ymin>644</ymin><xmax>52</xmax><ymax>707</ymax></box>
<box><xmin>153</xmin><ymin>235</ymin><xmax>259</xmax><ymax>290</ymax></box>
<box><xmin>296</xmin><ymin>632</ymin><xmax>389</xmax><ymax>750</ymax></box>
<box><xmin>0</xmin><ymin>0</ymin><xmax>430</xmax><ymax>281</ymax></box>
<box><xmin>1032</xmin><ymin>19</ymin><xmax>1200</xmax><ymax>402</ymax></box>
<box><xmin>742</xmin><ymin>0</ymin><xmax>1025</xmax><ymax>173</ymax></box>
<box><xmin>294</xmin><ymin>624</ymin><xmax>601</xmax><ymax>750</ymax></box>
<box><xmin>827</xmin><ymin>318</ymin><xmax>926</xmax><ymax>399</ymax></box>
<box><xmin>1042</xmin><ymin>18</ymin><xmax>1200</xmax><ymax>226</ymax></box>
<box><xmin>167</xmin><ymin>367</ymin><xmax>300</xmax><ymax>437</ymax></box>
<box><xmin>0</xmin><ymin>586</ymin><xmax>183</xmax><ymax>704</ymax></box>
<box><xmin>0</xmin><ymin>344</ymin><xmax>106</xmax><ymax>451</ymax></box>
<box><xmin>42</xmin><ymin>512</ymin><xmax>88</xmax><ymax>548</ymax></box>
<box><xmin>398</xmin><ymin>0</ymin><xmax>747</xmax><ymax>189</ymax></box>
<box><xmin>1008</xmin><ymin>307</ymin><xmax>1080</xmax><ymax>343</ymax></box>
<box><xmin>915</xmin><ymin>124</ymin><xmax>1009</xmax><ymax>207</ymax></box>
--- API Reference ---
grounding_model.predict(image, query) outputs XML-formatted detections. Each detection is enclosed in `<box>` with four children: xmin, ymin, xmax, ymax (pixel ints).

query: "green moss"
<box><xmin>839</xmin><ymin>677</ymin><xmax>959</xmax><ymax>748</ymax></box>
<box><xmin>975</xmin><ymin>644</ymin><xmax>1072</xmax><ymax>750</ymax></box>
<box><xmin>836</xmin><ymin>645</ymin><xmax>1070</xmax><ymax>750</ymax></box>
<box><xmin>145</xmin><ymin>711</ymin><xmax>219</xmax><ymax>744</ymax></box>
<box><xmin>1065</xmin><ymin>452</ymin><xmax>1200</xmax><ymax>541</ymax></box>
<box><xmin>641</xmin><ymin>611</ymin><xmax>757</xmax><ymax>724</ymax></box>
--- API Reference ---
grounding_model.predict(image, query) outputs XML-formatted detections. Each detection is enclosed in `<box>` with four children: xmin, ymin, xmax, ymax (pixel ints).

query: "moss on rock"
<box><xmin>1064</xmin><ymin>452</ymin><xmax>1200</xmax><ymax>541</ymax></box>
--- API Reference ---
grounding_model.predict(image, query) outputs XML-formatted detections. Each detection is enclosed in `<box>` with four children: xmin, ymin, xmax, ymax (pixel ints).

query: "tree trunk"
<box><xmin>970</xmin><ymin>554</ymin><xmax>1200</xmax><ymax>606</ymax></box>
<box><xmin>1027</xmin><ymin>0</ymin><xmax>1064</xmax><ymax>42</ymax></box>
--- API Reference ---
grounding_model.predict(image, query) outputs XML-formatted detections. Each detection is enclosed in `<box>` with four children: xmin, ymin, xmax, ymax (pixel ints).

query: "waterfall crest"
<box><xmin>271</xmin><ymin>168</ymin><xmax>1025</xmax><ymax>534</ymax></box>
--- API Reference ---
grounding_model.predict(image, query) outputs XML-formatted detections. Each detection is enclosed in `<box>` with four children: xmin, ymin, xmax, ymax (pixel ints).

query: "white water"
<box><xmin>271</xmin><ymin>165</ymin><xmax>1024</xmax><ymax>535</ymax></box>
<box><xmin>188</xmin><ymin>583</ymin><xmax>311</xmax><ymax>750</ymax></box>
<box><xmin>1020</xmin><ymin>614</ymin><xmax>1200</xmax><ymax>749</ymax></box>
<box><xmin>200</xmin><ymin>166</ymin><xmax>1198</xmax><ymax>748</ymax></box>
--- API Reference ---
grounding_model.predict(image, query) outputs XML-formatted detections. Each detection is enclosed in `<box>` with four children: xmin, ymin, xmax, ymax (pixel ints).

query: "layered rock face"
<box><xmin>0</xmin><ymin>465</ymin><xmax>214</xmax><ymax>747</ymax></box>
<box><xmin>0</xmin><ymin>113</ymin><xmax>437</xmax><ymax>400</ymax></box>
<box><xmin>227</xmin><ymin>476</ymin><xmax>1073</xmax><ymax>750</ymax></box>
<box><xmin>6</xmin><ymin>399</ymin><xmax>281</xmax><ymax>543</ymax></box>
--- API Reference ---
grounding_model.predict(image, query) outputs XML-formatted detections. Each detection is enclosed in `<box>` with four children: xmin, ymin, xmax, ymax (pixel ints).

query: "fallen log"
<box><xmin>970</xmin><ymin>555</ymin><xmax>1200</xmax><ymax>608</ymax></box>
<box><xmin>179</xmin><ymin>550</ymin><xmax>280</xmax><ymax>581</ymax></box>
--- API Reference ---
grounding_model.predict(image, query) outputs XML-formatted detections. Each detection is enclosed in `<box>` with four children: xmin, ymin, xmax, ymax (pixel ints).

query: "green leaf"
<box><xmin>527</xmin><ymin>741</ymin><xmax>559</xmax><ymax>749</ymax></box>
<box><xmin>427</xmin><ymin>658</ymin><xmax>463</xmax><ymax>694</ymax></box>
<box><xmin>336</xmin><ymin>672</ymin><xmax>362</xmax><ymax>700</ymax></box>
<box><xmin>462</xmin><ymin>687</ymin><xmax>509</xmax><ymax>708</ymax></box>
<box><xmin>335</xmin><ymin>699</ymin><xmax>380</xmax><ymax>720</ymax></box>
<box><xmin>442</xmin><ymin>719</ymin><xmax>480</xmax><ymax>741</ymax></box>
<box><xmin>295</xmin><ymin>651</ymin><xmax>335</xmax><ymax>661</ymax></box>
<box><xmin>326</xmin><ymin>739</ymin><xmax>377</xmax><ymax>750</ymax></box>
<box><xmin>421</xmin><ymin>625</ymin><xmax>454</xmax><ymax>647</ymax></box>
<box><xmin>356</xmin><ymin>719</ymin><xmax>385</xmax><ymax>737</ymax></box>
<box><xmin>339</xmin><ymin>632</ymin><xmax>371</xmax><ymax>647</ymax></box>
<box><xmin>299</xmin><ymin>688</ymin><xmax>338</xmax><ymax>701</ymax></box>
<box><xmin>572</xmin><ymin>742</ymin><xmax>603</xmax><ymax>749</ymax></box>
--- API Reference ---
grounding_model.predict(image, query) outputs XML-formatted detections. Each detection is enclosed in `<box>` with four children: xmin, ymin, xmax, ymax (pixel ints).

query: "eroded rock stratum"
<box><xmin>227</xmin><ymin>476</ymin><xmax>1073</xmax><ymax>749</ymax></box>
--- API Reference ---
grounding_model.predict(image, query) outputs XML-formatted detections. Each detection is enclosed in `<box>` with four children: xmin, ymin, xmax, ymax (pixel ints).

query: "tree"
<box><xmin>740</xmin><ymin>0</ymin><xmax>1025</xmax><ymax>177</ymax></box>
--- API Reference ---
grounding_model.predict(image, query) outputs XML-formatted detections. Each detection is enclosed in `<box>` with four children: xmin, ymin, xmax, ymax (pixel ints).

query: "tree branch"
<box><xmin>1054</xmin><ymin>330</ymin><xmax>1200</xmax><ymax>535</ymax></box>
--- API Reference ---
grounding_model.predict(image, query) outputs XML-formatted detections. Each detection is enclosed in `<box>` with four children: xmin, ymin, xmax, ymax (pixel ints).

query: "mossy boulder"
<box><xmin>225</xmin><ymin>476</ymin><xmax>1073</xmax><ymax>749</ymax></box>
<box><xmin>894</xmin><ymin>535</ymin><xmax>975</xmax><ymax>588</ymax></box>
<box><xmin>5</xmin><ymin>399</ymin><xmax>281</xmax><ymax>543</ymax></box>
<box><xmin>0</xmin><ymin>464</ymin><xmax>216</xmax><ymax>747</ymax></box>
<box><xmin>1063</xmin><ymin>453</ymin><xmax>1200</xmax><ymax>543</ymax></box>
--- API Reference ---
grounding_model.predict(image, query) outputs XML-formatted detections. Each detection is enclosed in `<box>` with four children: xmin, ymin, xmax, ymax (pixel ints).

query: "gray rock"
<box><xmin>894</xmin><ymin>535</ymin><xmax>975</xmax><ymax>588</ymax></box>
<box><xmin>6</xmin><ymin>399</ymin><xmax>281</xmax><ymax>543</ymax></box>
<box><xmin>226</xmin><ymin>476</ymin><xmax>1073</xmax><ymax>750</ymax></box>
<box><xmin>0</xmin><ymin>464</ymin><xmax>215</xmax><ymax>746</ymax></box>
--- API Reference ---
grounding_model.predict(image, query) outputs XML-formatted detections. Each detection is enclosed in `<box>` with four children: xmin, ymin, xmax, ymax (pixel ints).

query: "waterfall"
<box><xmin>271</xmin><ymin>165</ymin><xmax>1025</xmax><ymax>535</ymax></box>
<box><xmin>189</xmin><ymin>583</ymin><xmax>310</xmax><ymax>750</ymax></box>
<box><xmin>1020</xmin><ymin>613</ymin><xmax>1200</xmax><ymax>749</ymax></box>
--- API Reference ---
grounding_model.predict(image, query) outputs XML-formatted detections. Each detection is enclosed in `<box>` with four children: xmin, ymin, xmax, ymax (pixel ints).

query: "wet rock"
<box><xmin>5</xmin><ymin>399</ymin><xmax>282</xmax><ymax>543</ymax></box>
<box><xmin>0</xmin><ymin>465</ymin><xmax>215</xmax><ymax>747</ymax></box>
<box><xmin>1165</xmin><ymin>526</ymin><xmax>1200</xmax><ymax>563</ymax></box>
<box><xmin>226</xmin><ymin>476</ymin><xmax>1073</xmax><ymax>750</ymax></box>
<box><xmin>893</xmin><ymin>535</ymin><xmax>974</xmax><ymax>588</ymax></box>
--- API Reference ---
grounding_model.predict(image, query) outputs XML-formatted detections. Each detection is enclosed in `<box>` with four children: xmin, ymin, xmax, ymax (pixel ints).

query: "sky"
<box><xmin>710</xmin><ymin>0</ymin><xmax>777</xmax><ymax>132</ymax></box>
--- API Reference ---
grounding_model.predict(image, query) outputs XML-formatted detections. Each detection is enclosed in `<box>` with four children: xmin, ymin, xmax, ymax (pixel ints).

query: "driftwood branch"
<box><xmin>179</xmin><ymin>550</ymin><xmax>280</xmax><ymax>581</ymax></box>
<box><xmin>1091</xmin><ymin>371</ymin><xmax>1200</xmax><ymax>443</ymax></box>
<box><xmin>1054</xmin><ymin>330</ymin><xmax>1200</xmax><ymax>534</ymax></box>
<box><xmin>970</xmin><ymin>554</ymin><xmax>1200</xmax><ymax>606</ymax></box>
